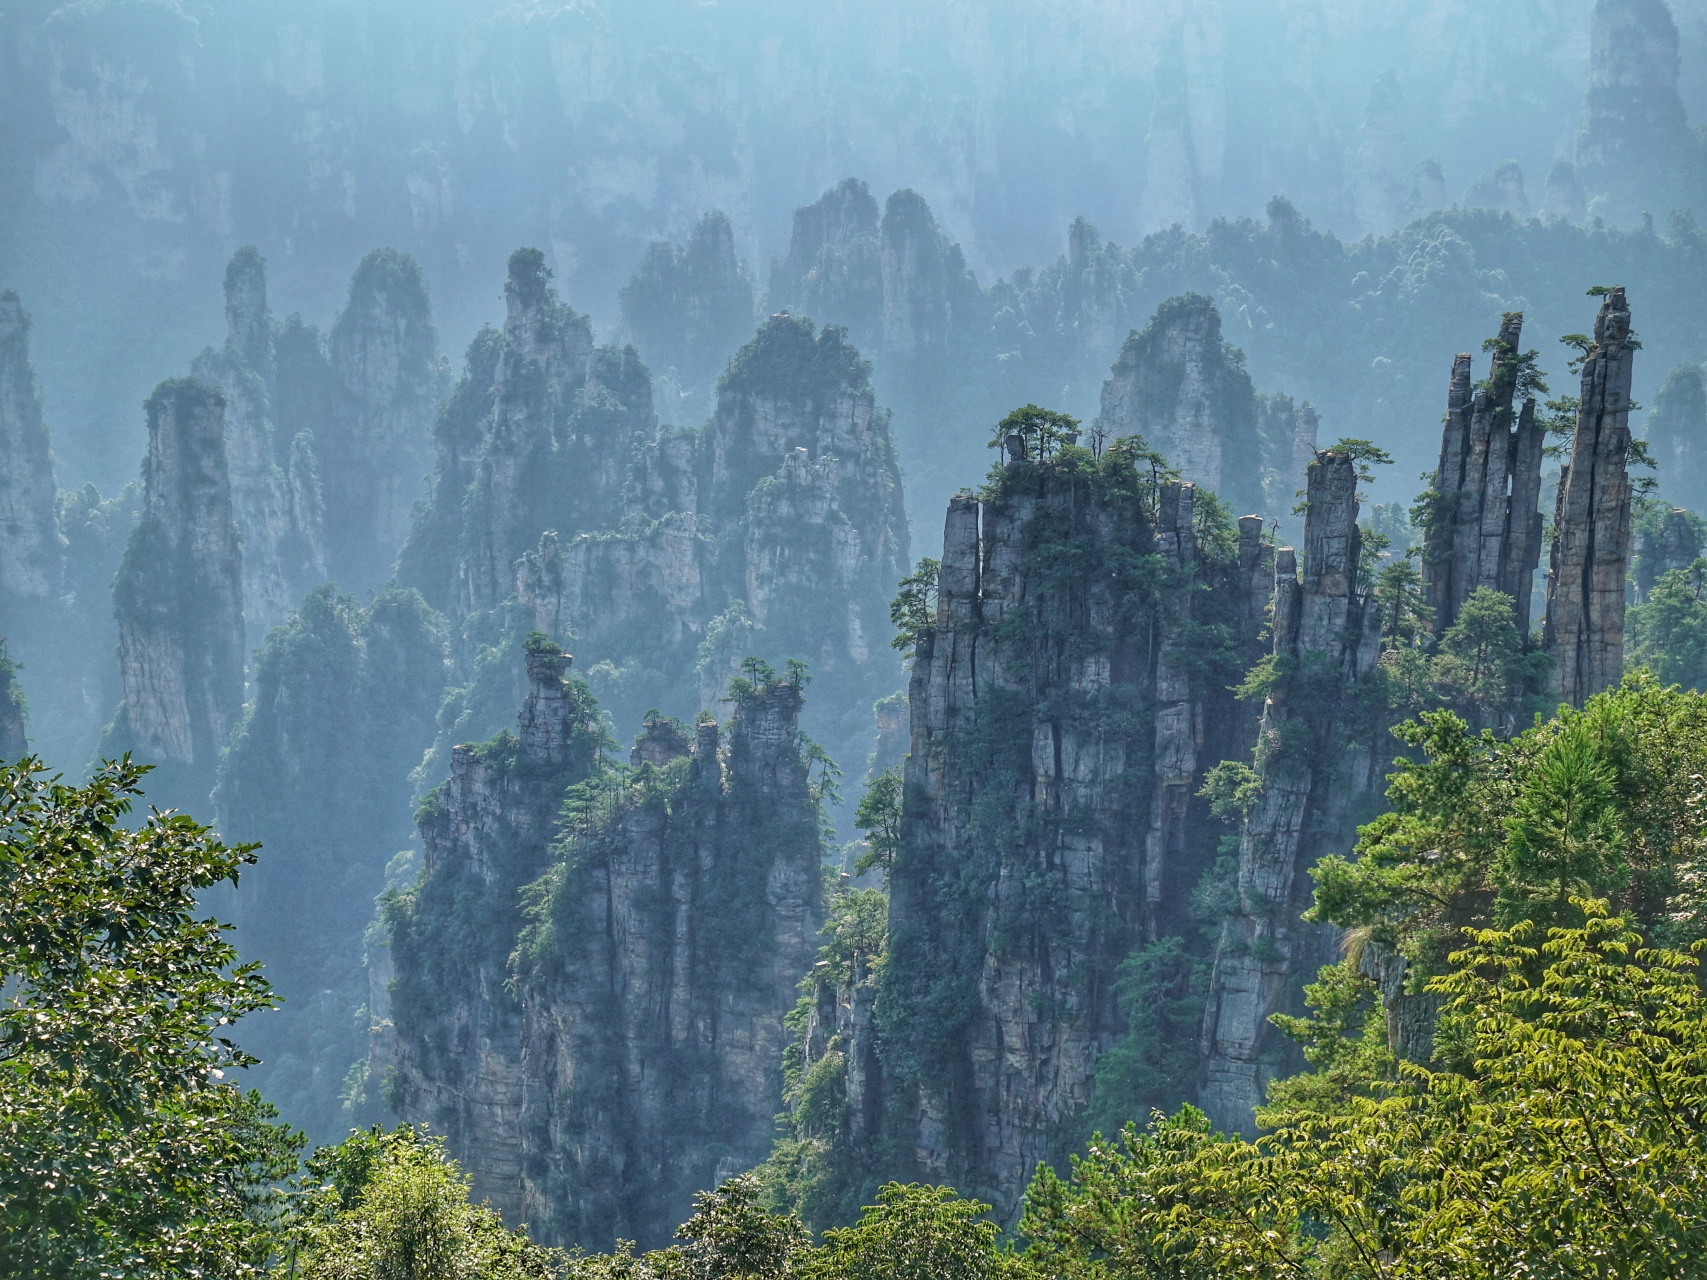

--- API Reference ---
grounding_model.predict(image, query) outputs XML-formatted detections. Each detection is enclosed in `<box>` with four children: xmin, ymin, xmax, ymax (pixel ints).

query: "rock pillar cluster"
<box><xmin>1199</xmin><ymin>450</ymin><xmax>1386</xmax><ymax>1135</ymax></box>
<box><xmin>869</xmin><ymin>451</ymin><xmax>1269</xmax><ymax>1217</ymax></box>
<box><xmin>1420</xmin><ymin>312</ymin><xmax>1546</xmax><ymax>637</ymax></box>
<box><xmin>109</xmin><ymin>379</ymin><xmax>245</xmax><ymax>782</ymax></box>
<box><xmin>388</xmin><ymin>647</ymin><xmax>822</xmax><ymax>1250</ymax></box>
<box><xmin>1546</xmin><ymin>287</ymin><xmax>1637</xmax><ymax>706</ymax></box>
<box><xmin>190</xmin><ymin>248</ymin><xmax>327</xmax><ymax>639</ymax></box>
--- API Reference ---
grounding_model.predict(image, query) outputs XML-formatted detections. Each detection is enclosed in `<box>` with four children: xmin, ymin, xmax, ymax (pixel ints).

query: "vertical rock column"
<box><xmin>0</xmin><ymin>291</ymin><xmax>62</xmax><ymax>601</ymax></box>
<box><xmin>1145</xmin><ymin>482</ymin><xmax>1198</xmax><ymax>935</ymax></box>
<box><xmin>1199</xmin><ymin>450</ymin><xmax>1385</xmax><ymax>1135</ymax></box>
<box><xmin>325</xmin><ymin>249</ymin><xmax>441</xmax><ymax>591</ymax></box>
<box><xmin>192</xmin><ymin>247</ymin><xmax>326</xmax><ymax>639</ymax></box>
<box><xmin>110</xmin><ymin>379</ymin><xmax>245</xmax><ymax>777</ymax></box>
<box><xmin>1545</xmin><ymin>287</ymin><xmax>1636</xmax><ymax>706</ymax></box>
<box><xmin>1421</xmin><ymin>313</ymin><xmax>1546</xmax><ymax>636</ymax></box>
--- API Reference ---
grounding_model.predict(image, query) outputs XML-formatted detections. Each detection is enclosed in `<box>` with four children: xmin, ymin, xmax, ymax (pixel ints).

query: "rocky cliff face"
<box><xmin>1420</xmin><ymin>313</ymin><xmax>1546</xmax><ymax>638</ymax></box>
<box><xmin>324</xmin><ymin>249</ymin><xmax>442</xmax><ymax>591</ymax></box>
<box><xmin>1575</xmin><ymin>0</ymin><xmax>1695</xmax><ymax>223</ymax></box>
<box><xmin>854</xmin><ymin>445</ymin><xmax>1269</xmax><ymax>1218</ymax></box>
<box><xmin>1199</xmin><ymin>450</ymin><xmax>1387</xmax><ymax>1135</ymax></box>
<box><xmin>1097</xmin><ymin>294</ymin><xmax>1265</xmax><ymax>516</ymax></box>
<box><xmin>107</xmin><ymin>379</ymin><xmax>245</xmax><ymax>798</ymax></box>
<box><xmin>190</xmin><ymin>247</ymin><xmax>326</xmax><ymax>640</ymax></box>
<box><xmin>621</xmin><ymin>211</ymin><xmax>755</xmax><ymax>420</ymax></box>
<box><xmin>400</xmin><ymin>260</ymin><xmax>907</xmax><ymax>811</ymax></box>
<box><xmin>765</xmin><ymin>181</ymin><xmax>985</xmax><ymax>381</ymax></box>
<box><xmin>402</xmin><ymin>248</ymin><xmax>604</xmax><ymax>620</ymax></box>
<box><xmin>1546</xmin><ymin>287</ymin><xmax>1637</xmax><ymax>706</ymax></box>
<box><xmin>766</xmin><ymin>179</ymin><xmax>884</xmax><ymax>350</ymax></box>
<box><xmin>0</xmin><ymin>291</ymin><xmax>62</xmax><ymax>602</ymax></box>
<box><xmin>388</xmin><ymin>644</ymin><xmax>822</xmax><ymax>1249</ymax></box>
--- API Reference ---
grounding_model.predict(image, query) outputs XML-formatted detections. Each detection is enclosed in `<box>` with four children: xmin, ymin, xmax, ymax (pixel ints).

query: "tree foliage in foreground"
<box><xmin>1022</xmin><ymin>904</ymin><xmax>1707</xmax><ymax>1278</ymax></box>
<box><xmin>0</xmin><ymin>756</ymin><xmax>300</xmax><ymax>1279</ymax></box>
<box><xmin>284</xmin><ymin>1125</ymin><xmax>563</xmax><ymax>1280</ymax></box>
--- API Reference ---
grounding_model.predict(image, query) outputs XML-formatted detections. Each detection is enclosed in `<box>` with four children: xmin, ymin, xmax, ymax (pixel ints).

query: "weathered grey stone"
<box><xmin>1199</xmin><ymin>450</ymin><xmax>1386</xmax><ymax>1136</ymax></box>
<box><xmin>324</xmin><ymin>248</ymin><xmax>441</xmax><ymax>590</ymax></box>
<box><xmin>110</xmin><ymin>379</ymin><xmax>245</xmax><ymax>774</ymax></box>
<box><xmin>1421</xmin><ymin>312</ymin><xmax>1546</xmax><ymax>637</ymax></box>
<box><xmin>1546</xmin><ymin>287</ymin><xmax>1636</xmax><ymax>706</ymax></box>
<box><xmin>390</xmin><ymin>648</ymin><xmax>821</xmax><ymax>1249</ymax></box>
<box><xmin>1097</xmin><ymin>294</ymin><xmax>1263</xmax><ymax>514</ymax></box>
<box><xmin>874</xmin><ymin>464</ymin><xmax>1270</xmax><ymax>1217</ymax></box>
<box><xmin>191</xmin><ymin>248</ymin><xmax>326</xmax><ymax>641</ymax></box>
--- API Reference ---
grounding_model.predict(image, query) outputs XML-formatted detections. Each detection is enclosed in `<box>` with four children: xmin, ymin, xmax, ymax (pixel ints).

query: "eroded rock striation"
<box><xmin>1199</xmin><ymin>449</ymin><xmax>1388</xmax><ymax>1135</ymax></box>
<box><xmin>1545</xmin><ymin>287</ymin><xmax>1637</xmax><ymax>706</ymax></box>
<box><xmin>1419</xmin><ymin>312</ymin><xmax>1546</xmax><ymax>638</ymax></box>
<box><xmin>834</xmin><ymin>446</ymin><xmax>1271</xmax><ymax>1218</ymax></box>
<box><xmin>107</xmin><ymin>379</ymin><xmax>245</xmax><ymax>795</ymax></box>
<box><xmin>388</xmin><ymin>643</ymin><xmax>823</xmax><ymax>1248</ymax></box>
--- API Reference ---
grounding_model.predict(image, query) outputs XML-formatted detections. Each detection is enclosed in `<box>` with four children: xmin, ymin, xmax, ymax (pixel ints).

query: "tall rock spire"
<box><xmin>847</xmin><ymin>448</ymin><xmax>1270</xmax><ymax>1220</ymax></box>
<box><xmin>325</xmin><ymin>248</ymin><xmax>441</xmax><ymax>591</ymax></box>
<box><xmin>1574</xmin><ymin>0</ymin><xmax>1692</xmax><ymax>223</ymax></box>
<box><xmin>1545</xmin><ymin>287</ymin><xmax>1636</xmax><ymax>706</ymax></box>
<box><xmin>449</xmin><ymin>247</ymin><xmax>600</xmax><ymax>619</ymax></box>
<box><xmin>619</xmin><ymin>210</ymin><xmax>755</xmax><ymax>418</ymax></box>
<box><xmin>0</xmin><ymin>291</ymin><xmax>63</xmax><ymax>602</ymax></box>
<box><xmin>1420</xmin><ymin>312</ymin><xmax>1546</xmax><ymax>637</ymax></box>
<box><xmin>1199</xmin><ymin>449</ymin><xmax>1386</xmax><ymax>1135</ymax></box>
<box><xmin>192</xmin><ymin>247</ymin><xmax>326</xmax><ymax>639</ymax></box>
<box><xmin>110</xmin><ymin>379</ymin><xmax>245</xmax><ymax>781</ymax></box>
<box><xmin>1097</xmin><ymin>294</ymin><xmax>1263</xmax><ymax>514</ymax></box>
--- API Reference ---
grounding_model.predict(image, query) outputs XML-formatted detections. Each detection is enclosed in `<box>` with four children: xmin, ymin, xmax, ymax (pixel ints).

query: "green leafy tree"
<box><xmin>987</xmin><ymin>404</ymin><xmax>1081</xmax><ymax>462</ymax></box>
<box><xmin>1428</xmin><ymin>586</ymin><xmax>1551</xmax><ymax>728</ymax></box>
<box><xmin>1311</xmin><ymin>675</ymin><xmax>1707</xmax><ymax>987</ymax></box>
<box><xmin>0</xmin><ymin>756</ymin><xmax>302</xmax><ymax>1278</ymax></box>
<box><xmin>1022</xmin><ymin>905</ymin><xmax>1707</xmax><ymax>1278</ymax></box>
<box><xmin>1086</xmin><ymin>938</ymin><xmax>1205</xmax><ymax>1133</ymax></box>
<box><xmin>1371</xmin><ymin>557</ymin><xmax>1432</xmax><ymax>646</ymax></box>
<box><xmin>852</xmin><ymin>766</ymin><xmax>903</xmax><ymax>877</ymax></box>
<box><xmin>888</xmin><ymin>558</ymin><xmax>940</xmax><ymax>657</ymax></box>
<box><xmin>1627</xmin><ymin>557</ymin><xmax>1707</xmax><ymax>688</ymax></box>
<box><xmin>810</xmin><ymin>1184</ymin><xmax>1009</xmax><ymax>1280</ymax></box>
<box><xmin>670</xmin><ymin>1176</ymin><xmax>809</xmax><ymax>1280</ymax></box>
<box><xmin>289</xmin><ymin>1125</ymin><xmax>564</xmax><ymax>1280</ymax></box>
